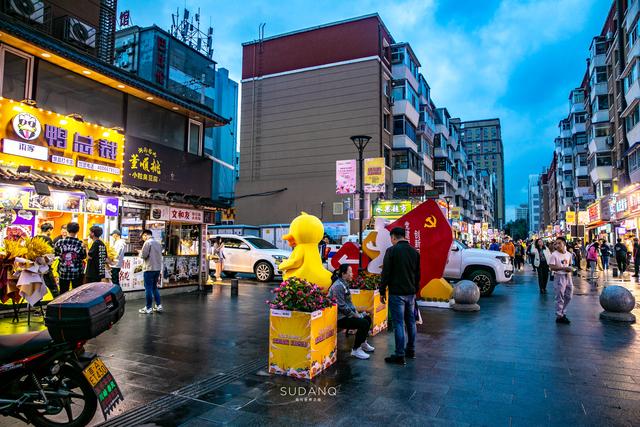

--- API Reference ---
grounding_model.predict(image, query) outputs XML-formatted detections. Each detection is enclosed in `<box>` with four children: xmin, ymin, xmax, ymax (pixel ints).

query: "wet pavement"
<box><xmin>2</xmin><ymin>269</ymin><xmax>640</xmax><ymax>426</ymax></box>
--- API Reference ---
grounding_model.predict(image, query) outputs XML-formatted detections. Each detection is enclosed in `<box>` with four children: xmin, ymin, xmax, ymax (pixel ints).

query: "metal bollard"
<box><xmin>231</xmin><ymin>279</ymin><xmax>239</xmax><ymax>297</ymax></box>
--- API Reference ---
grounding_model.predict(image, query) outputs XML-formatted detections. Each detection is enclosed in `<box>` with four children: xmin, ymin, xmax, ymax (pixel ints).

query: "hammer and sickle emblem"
<box><xmin>424</xmin><ymin>216</ymin><xmax>437</xmax><ymax>228</ymax></box>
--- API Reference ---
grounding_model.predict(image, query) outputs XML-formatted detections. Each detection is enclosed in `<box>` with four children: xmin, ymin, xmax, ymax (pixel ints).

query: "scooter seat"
<box><xmin>0</xmin><ymin>330</ymin><xmax>53</xmax><ymax>363</ymax></box>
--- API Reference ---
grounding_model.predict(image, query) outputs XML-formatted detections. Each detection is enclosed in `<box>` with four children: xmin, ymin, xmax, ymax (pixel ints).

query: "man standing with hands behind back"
<box><xmin>380</xmin><ymin>227</ymin><xmax>420</xmax><ymax>365</ymax></box>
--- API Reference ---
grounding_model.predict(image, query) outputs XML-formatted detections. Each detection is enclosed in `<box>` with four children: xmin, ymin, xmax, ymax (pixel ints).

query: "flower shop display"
<box><xmin>267</xmin><ymin>277</ymin><xmax>337</xmax><ymax>379</ymax></box>
<box><xmin>0</xmin><ymin>237</ymin><xmax>54</xmax><ymax>306</ymax></box>
<box><xmin>350</xmin><ymin>271</ymin><xmax>388</xmax><ymax>336</ymax></box>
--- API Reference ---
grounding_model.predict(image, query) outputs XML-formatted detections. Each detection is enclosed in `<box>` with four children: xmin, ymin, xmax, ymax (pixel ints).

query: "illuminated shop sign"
<box><xmin>0</xmin><ymin>98</ymin><xmax>124</xmax><ymax>182</ymax></box>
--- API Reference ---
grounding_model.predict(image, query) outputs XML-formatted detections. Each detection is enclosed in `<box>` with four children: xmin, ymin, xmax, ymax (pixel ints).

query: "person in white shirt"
<box><xmin>548</xmin><ymin>237</ymin><xmax>574</xmax><ymax>324</ymax></box>
<box><xmin>110</xmin><ymin>230</ymin><xmax>126</xmax><ymax>286</ymax></box>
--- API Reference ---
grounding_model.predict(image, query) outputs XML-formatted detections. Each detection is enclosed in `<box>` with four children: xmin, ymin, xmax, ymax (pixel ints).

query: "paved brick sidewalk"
<box><xmin>2</xmin><ymin>271</ymin><xmax>640</xmax><ymax>426</ymax></box>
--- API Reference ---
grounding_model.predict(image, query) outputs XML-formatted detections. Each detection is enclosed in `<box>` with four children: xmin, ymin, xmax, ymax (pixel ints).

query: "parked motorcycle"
<box><xmin>0</xmin><ymin>282</ymin><xmax>125</xmax><ymax>426</ymax></box>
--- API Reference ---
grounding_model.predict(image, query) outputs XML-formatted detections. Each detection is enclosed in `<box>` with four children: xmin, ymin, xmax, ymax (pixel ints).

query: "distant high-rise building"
<box><xmin>516</xmin><ymin>203</ymin><xmax>528</xmax><ymax>222</ymax></box>
<box><xmin>460</xmin><ymin>118</ymin><xmax>505</xmax><ymax>228</ymax></box>
<box><xmin>528</xmin><ymin>174</ymin><xmax>541</xmax><ymax>233</ymax></box>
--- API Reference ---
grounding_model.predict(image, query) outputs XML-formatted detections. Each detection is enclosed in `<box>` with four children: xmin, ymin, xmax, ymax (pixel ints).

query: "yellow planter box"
<box><xmin>349</xmin><ymin>289</ymin><xmax>388</xmax><ymax>336</ymax></box>
<box><xmin>268</xmin><ymin>305</ymin><xmax>337</xmax><ymax>379</ymax></box>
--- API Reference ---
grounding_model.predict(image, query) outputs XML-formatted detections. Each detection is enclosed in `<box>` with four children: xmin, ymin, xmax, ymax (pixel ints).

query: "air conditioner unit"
<box><xmin>4</xmin><ymin>0</ymin><xmax>45</xmax><ymax>23</ymax></box>
<box><xmin>61</xmin><ymin>16</ymin><xmax>96</xmax><ymax>49</ymax></box>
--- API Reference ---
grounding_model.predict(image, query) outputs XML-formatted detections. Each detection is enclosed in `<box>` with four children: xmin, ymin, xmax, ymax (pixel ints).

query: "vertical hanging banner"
<box><xmin>336</xmin><ymin>160</ymin><xmax>356</xmax><ymax>194</ymax></box>
<box><xmin>364</xmin><ymin>157</ymin><xmax>385</xmax><ymax>193</ymax></box>
<box><xmin>387</xmin><ymin>200</ymin><xmax>453</xmax><ymax>300</ymax></box>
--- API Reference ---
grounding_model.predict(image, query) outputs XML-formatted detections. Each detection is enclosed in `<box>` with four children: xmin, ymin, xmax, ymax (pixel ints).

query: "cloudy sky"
<box><xmin>120</xmin><ymin>0</ymin><xmax>612</xmax><ymax>220</ymax></box>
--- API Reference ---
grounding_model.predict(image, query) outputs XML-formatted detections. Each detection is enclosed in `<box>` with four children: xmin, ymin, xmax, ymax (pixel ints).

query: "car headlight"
<box><xmin>496</xmin><ymin>256</ymin><xmax>509</xmax><ymax>264</ymax></box>
<box><xmin>273</xmin><ymin>255</ymin><xmax>287</xmax><ymax>264</ymax></box>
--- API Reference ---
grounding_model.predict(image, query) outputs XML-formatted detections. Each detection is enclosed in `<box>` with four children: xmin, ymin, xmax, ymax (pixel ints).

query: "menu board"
<box><xmin>119</xmin><ymin>256</ymin><xmax>144</xmax><ymax>291</ymax></box>
<box><xmin>126</xmin><ymin>226</ymin><xmax>143</xmax><ymax>252</ymax></box>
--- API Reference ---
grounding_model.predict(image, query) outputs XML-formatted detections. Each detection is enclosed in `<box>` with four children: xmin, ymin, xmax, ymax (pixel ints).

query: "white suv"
<box><xmin>213</xmin><ymin>235</ymin><xmax>291</xmax><ymax>282</ymax></box>
<box><xmin>444</xmin><ymin>240</ymin><xmax>514</xmax><ymax>296</ymax></box>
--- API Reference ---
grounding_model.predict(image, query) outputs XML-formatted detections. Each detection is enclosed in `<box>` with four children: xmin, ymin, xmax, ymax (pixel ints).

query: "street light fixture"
<box><xmin>351</xmin><ymin>135</ymin><xmax>372</xmax><ymax>270</ymax></box>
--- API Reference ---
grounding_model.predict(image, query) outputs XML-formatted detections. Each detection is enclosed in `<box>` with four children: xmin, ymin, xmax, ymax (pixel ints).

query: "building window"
<box><xmin>626</xmin><ymin>104</ymin><xmax>640</xmax><ymax>132</ymax></box>
<box><xmin>594</xmin><ymin>94</ymin><xmax>609</xmax><ymax>111</ymax></box>
<box><xmin>127</xmin><ymin>96</ymin><xmax>186</xmax><ymax>150</ymax></box>
<box><xmin>592</xmin><ymin>66</ymin><xmax>607</xmax><ymax>84</ymax></box>
<box><xmin>0</xmin><ymin>45</ymin><xmax>32</xmax><ymax>100</ymax></box>
<box><xmin>384</xmin><ymin>146</ymin><xmax>391</xmax><ymax>167</ymax></box>
<box><xmin>593</xmin><ymin>125</ymin><xmax>609</xmax><ymax>138</ymax></box>
<box><xmin>188</xmin><ymin>119</ymin><xmax>202</xmax><ymax>155</ymax></box>
<box><xmin>564</xmin><ymin>155</ymin><xmax>572</xmax><ymax>164</ymax></box>
<box><xmin>574</xmin><ymin>112</ymin><xmax>587</xmax><ymax>124</ymax></box>
<box><xmin>393</xmin><ymin>115</ymin><xmax>417</xmax><ymax>142</ymax></box>
<box><xmin>392</xmin><ymin>79</ymin><xmax>420</xmax><ymax>112</ymax></box>
<box><xmin>572</xmin><ymin>90</ymin><xmax>584</xmax><ymax>105</ymax></box>
<box><xmin>595</xmin><ymin>41</ymin><xmax>607</xmax><ymax>55</ymax></box>
<box><xmin>37</xmin><ymin>60</ymin><xmax>124</xmax><ymax>127</ymax></box>
<box><xmin>383</xmin><ymin>113</ymin><xmax>391</xmax><ymax>132</ymax></box>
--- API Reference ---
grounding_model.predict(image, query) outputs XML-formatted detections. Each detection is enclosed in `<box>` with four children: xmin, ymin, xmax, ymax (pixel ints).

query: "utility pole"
<box><xmin>351</xmin><ymin>135</ymin><xmax>372</xmax><ymax>270</ymax></box>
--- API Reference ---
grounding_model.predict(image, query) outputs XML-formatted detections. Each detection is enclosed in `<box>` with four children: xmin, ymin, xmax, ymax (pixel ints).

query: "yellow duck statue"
<box><xmin>278</xmin><ymin>212</ymin><xmax>332</xmax><ymax>291</ymax></box>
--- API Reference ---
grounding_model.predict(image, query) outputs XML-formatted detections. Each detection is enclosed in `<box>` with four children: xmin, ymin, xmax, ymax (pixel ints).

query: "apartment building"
<box><xmin>459</xmin><ymin>118</ymin><xmax>505</xmax><ymax>228</ymax></box>
<box><xmin>237</xmin><ymin>14</ymin><xmax>498</xmax><ymax>227</ymax></box>
<box><xmin>527</xmin><ymin>174</ymin><xmax>541</xmax><ymax>234</ymax></box>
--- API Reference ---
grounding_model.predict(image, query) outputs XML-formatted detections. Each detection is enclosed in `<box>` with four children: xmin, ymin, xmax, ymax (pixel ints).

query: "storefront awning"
<box><xmin>0</xmin><ymin>168</ymin><xmax>228</xmax><ymax>209</ymax></box>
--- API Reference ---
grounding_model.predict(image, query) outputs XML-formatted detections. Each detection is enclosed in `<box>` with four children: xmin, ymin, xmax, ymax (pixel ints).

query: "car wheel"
<box><xmin>467</xmin><ymin>269</ymin><xmax>495</xmax><ymax>297</ymax></box>
<box><xmin>254</xmin><ymin>261</ymin><xmax>274</xmax><ymax>282</ymax></box>
<box><xmin>223</xmin><ymin>271</ymin><xmax>237</xmax><ymax>278</ymax></box>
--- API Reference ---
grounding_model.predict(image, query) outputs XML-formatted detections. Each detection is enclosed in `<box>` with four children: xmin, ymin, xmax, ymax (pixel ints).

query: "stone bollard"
<box><xmin>599</xmin><ymin>285</ymin><xmax>636</xmax><ymax>323</ymax></box>
<box><xmin>231</xmin><ymin>278</ymin><xmax>239</xmax><ymax>297</ymax></box>
<box><xmin>451</xmin><ymin>280</ymin><xmax>480</xmax><ymax>312</ymax></box>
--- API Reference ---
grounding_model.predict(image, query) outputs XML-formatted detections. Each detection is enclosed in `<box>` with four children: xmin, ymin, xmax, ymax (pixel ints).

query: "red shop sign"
<box><xmin>588</xmin><ymin>202</ymin><xmax>600</xmax><ymax>223</ymax></box>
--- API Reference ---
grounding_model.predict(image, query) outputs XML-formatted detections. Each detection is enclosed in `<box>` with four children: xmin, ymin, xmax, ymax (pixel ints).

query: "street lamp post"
<box><xmin>351</xmin><ymin>135</ymin><xmax>372</xmax><ymax>270</ymax></box>
<box><xmin>444</xmin><ymin>196</ymin><xmax>452</xmax><ymax>221</ymax></box>
<box><xmin>574</xmin><ymin>199</ymin><xmax>580</xmax><ymax>242</ymax></box>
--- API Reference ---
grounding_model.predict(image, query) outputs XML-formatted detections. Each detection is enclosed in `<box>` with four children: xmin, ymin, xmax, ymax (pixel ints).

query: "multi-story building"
<box><xmin>540</xmin><ymin>168</ymin><xmax>551</xmax><ymax>231</ymax></box>
<box><xmin>516</xmin><ymin>204</ymin><xmax>528</xmax><ymax>222</ymax></box>
<box><xmin>0</xmin><ymin>0</ymin><xmax>229</xmax><ymax>295</ymax></box>
<box><xmin>459</xmin><ymin>118</ymin><xmax>505</xmax><ymax>227</ymax></box>
<box><xmin>528</xmin><ymin>174</ymin><xmax>541</xmax><ymax>234</ymax></box>
<box><xmin>237</xmin><ymin>14</ymin><xmax>498</xmax><ymax>228</ymax></box>
<box><xmin>114</xmin><ymin>25</ymin><xmax>239</xmax><ymax>207</ymax></box>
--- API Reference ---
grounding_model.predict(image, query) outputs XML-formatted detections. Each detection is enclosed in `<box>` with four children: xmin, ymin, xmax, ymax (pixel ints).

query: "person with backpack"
<box><xmin>615</xmin><ymin>238</ymin><xmax>628</xmax><ymax>276</ymax></box>
<box><xmin>586</xmin><ymin>241</ymin><xmax>600</xmax><ymax>280</ymax></box>
<box><xmin>53</xmin><ymin>222</ymin><xmax>87</xmax><ymax>294</ymax></box>
<box><xmin>514</xmin><ymin>240</ymin><xmax>525</xmax><ymax>271</ymax></box>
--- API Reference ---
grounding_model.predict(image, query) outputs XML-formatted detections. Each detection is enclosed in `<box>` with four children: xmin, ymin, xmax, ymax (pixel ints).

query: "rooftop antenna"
<box><xmin>170</xmin><ymin>6</ymin><xmax>214</xmax><ymax>59</ymax></box>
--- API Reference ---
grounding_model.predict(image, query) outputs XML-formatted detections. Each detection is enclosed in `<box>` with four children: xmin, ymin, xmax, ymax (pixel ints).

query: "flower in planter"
<box><xmin>350</xmin><ymin>271</ymin><xmax>381</xmax><ymax>290</ymax></box>
<box><xmin>267</xmin><ymin>276</ymin><xmax>336</xmax><ymax>312</ymax></box>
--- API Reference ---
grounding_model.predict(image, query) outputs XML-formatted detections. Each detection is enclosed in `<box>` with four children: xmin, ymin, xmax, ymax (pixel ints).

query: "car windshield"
<box><xmin>245</xmin><ymin>237</ymin><xmax>277</xmax><ymax>250</ymax></box>
<box><xmin>456</xmin><ymin>240</ymin><xmax>468</xmax><ymax>250</ymax></box>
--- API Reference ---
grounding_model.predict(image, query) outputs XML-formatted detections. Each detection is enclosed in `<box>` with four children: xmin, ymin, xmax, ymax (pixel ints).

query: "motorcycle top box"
<box><xmin>45</xmin><ymin>282</ymin><xmax>126</xmax><ymax>343</ymax></box>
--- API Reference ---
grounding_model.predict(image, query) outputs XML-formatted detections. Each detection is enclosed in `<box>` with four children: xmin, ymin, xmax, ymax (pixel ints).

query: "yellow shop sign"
<box><xmin>0</xmin><ymin>98</ymin><xmax>124</xmax><ymax>182</ymax></box>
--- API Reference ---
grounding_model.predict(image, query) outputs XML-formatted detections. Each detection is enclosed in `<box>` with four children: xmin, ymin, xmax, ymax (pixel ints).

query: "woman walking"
<box><xmin>600</xmin><ymin>240</ymin><xmax>611</xmax><ymax>274</ymax></box>
<box><xmin>532</xmin><ymin>238</ymin><xmax>552</xmax><ymax>294</ymax></box>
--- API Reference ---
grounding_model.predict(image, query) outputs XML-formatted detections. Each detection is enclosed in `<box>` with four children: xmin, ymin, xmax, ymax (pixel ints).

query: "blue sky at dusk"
<box><xmin>119</xmin><ymin>0</ymin><xmax>612</xmax><ymax>220</ymax></box>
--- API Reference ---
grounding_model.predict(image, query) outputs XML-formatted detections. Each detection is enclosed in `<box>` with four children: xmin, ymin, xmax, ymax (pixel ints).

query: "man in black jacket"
<box><xmin>380</xmin><ymin>227</ymin><xmax>420</xmax><ymax>365</ymax></box>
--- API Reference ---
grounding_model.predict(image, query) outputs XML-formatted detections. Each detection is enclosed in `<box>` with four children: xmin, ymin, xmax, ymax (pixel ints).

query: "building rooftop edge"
<box><xmin>241</xmin><ymin>13</ymin><xmax>395</xmax><ymax>46</ymax></box>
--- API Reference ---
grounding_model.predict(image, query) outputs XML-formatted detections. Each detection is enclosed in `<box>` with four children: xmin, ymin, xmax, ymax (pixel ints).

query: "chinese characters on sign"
<box><xmin>364</xmin><ymin>157</ymin><xmax>385</xmax><ymax>193</ymax></box>
<box><xmin>150</xmin><ymin>205</ymin><xmax>204</xmax><ymax>223</ymax></box>
<box><xmin>373</xmin><ymin>200</ymin><xmax>412</xmax><ymax>219</ymax></box>
<box><xmin>336</xmin><ymin>160</ymin><xmax>356</xmax><ymax>194</ymax></box>
<box><xmin>0</xmin><ymin>99</ymin><xmax>124</xmax><ymax>181</ymax></box>
<box><xmin>129</xmin><ymin>147</ymin><xmax>162</xmax><ymax>183</ymax></box>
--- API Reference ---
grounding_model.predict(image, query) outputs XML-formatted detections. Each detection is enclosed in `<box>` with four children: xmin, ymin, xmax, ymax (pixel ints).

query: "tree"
<box><xmin>505</xmin><ymin>219</ymin><xmax>528</xmax><ymax>241</ymax></box>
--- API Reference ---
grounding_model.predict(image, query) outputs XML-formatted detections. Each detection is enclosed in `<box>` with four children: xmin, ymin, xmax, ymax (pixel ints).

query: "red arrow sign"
<box><xmin>330</xmin><ymin>242</ymin><xmax>369</xmax><ymax>271</ymax></box>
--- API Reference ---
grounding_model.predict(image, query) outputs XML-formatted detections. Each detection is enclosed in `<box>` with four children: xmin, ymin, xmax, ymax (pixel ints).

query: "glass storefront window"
<box><xmin>165</xmin><ymin>223</ymin><xmax>200</xmax><ymax>256</ymax></box>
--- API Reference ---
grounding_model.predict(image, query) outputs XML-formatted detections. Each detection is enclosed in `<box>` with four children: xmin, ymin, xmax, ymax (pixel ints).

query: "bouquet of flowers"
<box><xmin>0</xmin><ymin>237</ymin><xmax>54</xmax><ymax>305</ymax></box>
<box><xmin>267</xmin><ymin>277</ymin><xmax>336</xmax><ymax>312</ymax></box>
<box><xmin>350</xmin><ymin>271</ymin><xmax>381</xmax><ymax>290</ymax></box>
